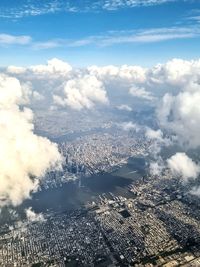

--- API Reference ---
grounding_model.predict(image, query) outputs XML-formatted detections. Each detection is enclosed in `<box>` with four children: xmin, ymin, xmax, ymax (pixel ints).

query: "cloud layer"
<box><xmin>3</xmin><ymin>57</ymin><xmax>200</xmax><ymax>195</ymax></box>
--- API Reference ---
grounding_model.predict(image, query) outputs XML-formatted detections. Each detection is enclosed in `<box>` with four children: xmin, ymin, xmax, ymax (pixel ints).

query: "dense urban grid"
<box><xmin>0</xmin><ymin>167</ymin><xmax>200</xmax><ymax>267</ymax></box>
<box><xmin>0</xmin><ymin>125</ymin><xmax>199</xmax><ymax>266</ymax></box>
<box><xmin>40</xmin><ymin>128</ymin><xmax>151</xmax><ymax>189</ymax></box>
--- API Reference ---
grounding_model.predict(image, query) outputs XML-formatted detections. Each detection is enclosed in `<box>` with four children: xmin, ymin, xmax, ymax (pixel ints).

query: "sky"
<box><xmin>0</xmin><ymin>0</ymin><xmax>200</xmax><ymax>67</ymax></box>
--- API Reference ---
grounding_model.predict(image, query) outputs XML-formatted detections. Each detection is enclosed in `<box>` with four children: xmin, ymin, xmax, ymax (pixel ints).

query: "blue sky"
<box><xmin>0</xmin><ymin>0</ymin><xmax>200</xmax><ymax>66</ymax></box>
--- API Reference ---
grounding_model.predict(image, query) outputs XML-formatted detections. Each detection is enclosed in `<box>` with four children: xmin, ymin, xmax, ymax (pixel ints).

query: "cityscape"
<box><xmin>0</xmin><ymin>127</ymin><xmax>200</xmax><ymax>266</ymax></box>
<box><xmin>0</xmin><ymin>169</ymin><xmax>200</xmax><ymax>266</ymax></box>
<box><xmin>0</xmin><ymin>0</ymin><xmax>200</xmax><ymax>266</ymax></box>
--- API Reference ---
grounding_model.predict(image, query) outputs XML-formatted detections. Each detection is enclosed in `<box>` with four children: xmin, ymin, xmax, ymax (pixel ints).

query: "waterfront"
<box><xmin>22</xmin><ymin>157</ymin><xmax>146</xmax><ymax>213</ymax></box>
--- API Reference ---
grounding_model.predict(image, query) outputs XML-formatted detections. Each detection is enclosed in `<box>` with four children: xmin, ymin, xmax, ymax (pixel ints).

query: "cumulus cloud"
<box><xmin>4</xmin><ymin>58</ymin><xmax>200</xmax><ymax>139</ymax></box>
<box><xmin>145</xmin><ymin>127</ymin><xmax>171</xmax><ymax>165</ymax></box>
<box><xmin>145</xmin><ymin>128</ymin><xmax>163</xmax><ymax>141</ymax></box>
<box><xmin>87</xmin><ymin>59</ymin><xmax>200</xmax><ymax>115</ymax></box>
<box><xmin>149</xmin><ymin>160</ymin><xmax>164</xmax><ymax>176</ymax></box>
<box><xmin>0</xmin><ymin>74</ymin><xmax>62</xmax><ymax>207</ymax></box>
<box><xmin>7</xmin><ymin>65</ymin><xmax>26</xmax><ymax>74</ymax></box>
<box><xmin>120</xmin><ymin>121</ymin><xmax>140</xmax><ymax>132</ymax></box>
<box><xmin>167</xmin><ymin>153</ymin><xmax>200</xmax><ymax>182</ymax></box>
<box><xmin>129</xmin><ymin>85</ymin><xmax>154</xmax><ymax>100</ymax></box>
<box><xmin>29</xmin><ymin>58</ymin><xmax>72</xmax><ymax>76</ymax></box>
<box><xmin>6</xmin><ymin>58</ymin><xmax>72</xmax><ymax>81</ymax></box>
<box><xmin>88</xmin><ymin>64</ymin><xmax>146</xmax><ymax>84</ymax></box>
<box><xmin>87</xmin><ymin>58</ymin><xmax>200</xmax><ymax>93</ymax></box>
<box><xmin>53</xmin><ymin>75</ymin><xmax>109</xmax><ymax>110</ymax></box>
<box><xmin>158</xmin><ymin>89</ymin><xmax>200</xmax><ymax>148</ymax></box>
<box><xmin>148</xmin><ymin>58</ymin><xmax>200</xmax><ymax>86</ymax></box>
<box><xmin>5</xmin><ymin>57</ymin><xmax>200</xmax><ymax>114</ymax></box>
<box><xmin>142</xmin><ymin>59</ymin><xmax>200</xmax><ymax>187</ymax></box>
<box><xmin>32</xmin><ymin>91</ymin><xmax>44</xmax><ymax>101</ymax></box>
<box><xmin>25</xmin><ymin>207</ymin><xmax>45</xmax><ymax>222</ymax></box>
<box><xmin>146</xmin><ymin>129</ymin><xmax>169</xmax><ymax>176</ymax></box>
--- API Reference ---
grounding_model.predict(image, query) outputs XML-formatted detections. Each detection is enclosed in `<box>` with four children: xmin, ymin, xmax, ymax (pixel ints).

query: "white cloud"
<box><xmin>120</xmin><ymin>121</ymin><xmax>140</xmax><ymax>132</ymax></box>
<box><xmin>67</xmin><ymin>26</ymin><xmax>200</xmax><ymax>47</ymax></box>
<box><xmin>0</xmin><ymin>75</ymin><xmax>29</xmax><ymax>108</ymax></box>
<box><xmin>158</xmin><ymin>90</ymin><xmax>200</xmax><ymax>148</ymax></box>
<box><xmin>87</xmin><ymin>58</ymin><xmax>200</xmax><ymax>93</ymax></box>
<box><xmin>149</xmin><ymin>160</ymin><xmax>164</xmax><ymax>176</ymax></box>
<box><xmin>167</xmin><ymin>153</ymin><xmax>200</xmax><ymax>182</ymax></box>
<box><xmin>0</xmin><ymin>1</ymin><xmax>63</xmax><ymax>19</ymax></box>
<box><xmin>7</xmin><ymin>66</ymin><xmax>26</xmax><ymax>74</ymax></box>
<box><xmin>4</xmin><ymin>25</ymin><xmax>196</xmax><ymax>50</ymax></box>
<box><xmin>33</xmin><ymin>40</ymin><xmax>62</xmax><ymax>50</ymax></box>
<box><xmin>141</xmin><ymin>58</ymin><xmax>200</xmax><ymax>149</ymax></box>
<box><xmin>6</xmin><ymin>58</ymin><xmax>73</xmax><ymax>84</ymax></box>
<box><xmin>53</xmin><ymin>75</ymin><xmax>109</xmax><ymax>110</ymax></box>
<box><xmin>0</xmin><ymin>74</ymin><xmax>62</xmax><ymax>207</ymax></box>
<box><xmin>109</xmin><ymin>27</ymin><xmax>198</xmax><ymax>45</ymax></box>
<box><xmin>88</xmin><ymin>64</ymin><xmax>146</xmax><ymax>84</ymax></box>
<box><xmin>117</xmin><ymin>104</ymin><xmax>132</xmax><ymax>111</ymax></box>
<box><xmin>102</xmin><ymin>0</ymin><xmax>175</xmax><ymax>10</ymax></box>
<box><xmin>5</xmin><ymin>58</ymin><xmax>200</xmax><ymax>118</ymax></box>
<box><xmin>0</xmin><ymin>0</ymin><xmax>177</xmax><ymax>19</ymax></box>
<box><xmin>32</xmin><ymin>91</ymin><xmax>44</xmax><ymax>101</ymax></box>
<box><xmin>129</xmin><ymin>85</ymin><xmax>154</xmax><ymax>100</ymax></box>
<box><xmin>0</xmin><ymin>34</ymin><xmax>31</xmax><ymax>45</ymax></box>
<box><xmin>145</xmin><ymin>128</ymin><xmax>171</xmax><ymax>160</ymax></box>
<box><xmin>145</xmin><ymin>128</ymin><xmax>163</xmax><ymax>141</ymax></box>
<box><xmin>25</xmin><ymin>207</ymin><xmax>45</xmax><ymax>222</ymax></box>
<box><xmin>190</xmin><ymin>187</ymin><xmax>200</xmax><ymax>197</ymax></box>
<box><xmin>148</xmin><ymin>58</ymin><xmax>200</xmax><ymax>86</ymax></box>
<box><xmin>29</xmin><ymin>58</ymin><xmax>72</xmax><ymax>76</ymax></box>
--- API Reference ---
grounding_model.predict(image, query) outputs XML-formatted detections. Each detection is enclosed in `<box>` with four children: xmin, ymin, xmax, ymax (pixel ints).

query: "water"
<box><xmin>21</xmin><ymin>156</ymin><xmax>146</xmax><ymax>214</ymax></box>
